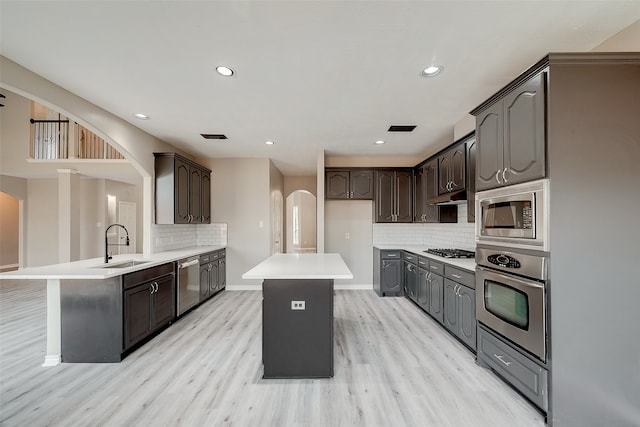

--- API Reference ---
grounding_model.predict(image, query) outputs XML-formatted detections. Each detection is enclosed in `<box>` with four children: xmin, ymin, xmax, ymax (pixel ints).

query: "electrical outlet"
<box><xmin>291</xmin><ymin>300</ymin><xmax>305</xmax><ymax>310</ymax></box>
<box><xmin>345</xmin><ymin>232</ymin><xmax>350</xmax><ymax>240</ymax></box>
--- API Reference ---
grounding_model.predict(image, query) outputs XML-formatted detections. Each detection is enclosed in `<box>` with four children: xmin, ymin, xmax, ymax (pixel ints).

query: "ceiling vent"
<box><xmin>388</xmin><ymin>125</ymin><xmax>416</xmax><ymax>132</ymax></box>
<box><xmin>201</xmin><ymin>134</ymin><xmax>228</xmax><ymax>140</ymax></box>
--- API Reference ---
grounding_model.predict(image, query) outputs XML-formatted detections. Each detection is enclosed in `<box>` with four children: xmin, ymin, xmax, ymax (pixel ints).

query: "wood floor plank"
<box><xmin>0</xmin><ymin>279</ymin><xmax>545</xmax><ymax>426</ymax></box>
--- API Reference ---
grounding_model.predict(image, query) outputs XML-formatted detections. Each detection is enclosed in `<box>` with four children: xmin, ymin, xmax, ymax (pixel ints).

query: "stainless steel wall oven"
<box><xmin>476</xmin><ymin>246</ymin><xmax>548</xmax><ymax>362</ymax></box>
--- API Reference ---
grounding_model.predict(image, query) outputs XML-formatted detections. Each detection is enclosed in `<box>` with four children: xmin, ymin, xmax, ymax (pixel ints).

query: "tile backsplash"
<box><xmin>152</xmin><ymin>223</ymin><xmax>227</xmax><ymax>252</ymax></box>
<box><xmin>373</xmin><ymin>204</ymin><xmax>475</xmax><ymax>250</ymax></box>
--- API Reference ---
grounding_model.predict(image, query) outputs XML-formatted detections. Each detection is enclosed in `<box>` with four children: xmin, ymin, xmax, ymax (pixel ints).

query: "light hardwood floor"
<box><xmin>0</xmin><ymin>279</ymin><xmax>545</xmax><ymax>426</ymax></box>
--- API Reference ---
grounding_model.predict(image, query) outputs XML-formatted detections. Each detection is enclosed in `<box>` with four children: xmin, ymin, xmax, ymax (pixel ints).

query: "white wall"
<box><xmin>0</xmin><ymin>192</ymin><xmax>20</xmax><ymax>270</ymax></box>
<box><xmin>79</xmin><ymin>178</ymin><xmax>105</xmax><ymax>260</ymax></box>
<box><xmin>198</xmin><ymin>158</ymin><xmax>273</xmax><ymax>288</ymax></box>
<box><xmin>325</xmin><ymin>200</ymin><xmax>373</xmax><ymax>288</ymax></box>
<box><xmin>26</xmin><ymin>179</ymin><xmax>58</xmax><ymax>267</ymax></box>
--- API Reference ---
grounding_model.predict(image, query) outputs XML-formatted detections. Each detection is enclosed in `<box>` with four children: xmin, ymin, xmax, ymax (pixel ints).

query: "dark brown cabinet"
<box><xmin>199</xmin><ymin>249</ymin><xmax>226</xmax><ymax>302</ymax></box>
<box><xmin>123</xmin><ymin>263</ymin><xmax>175</xmax><ymax>351</ymax></box>
<box><xmin>414</xmin><ymin>159</ymin><xmax>457</xmax><ymax>223</ymax></box>
<box><xmin>325</xmin><ymin>169</ymin><xmax>374</xmax><ymax>199</ymax></box>
<box><xmin>466</xmin><ymin>135</ymin><xmax>477</xmax><ymax>222</ymax></box>
<box><xmin>154</xmin><ymin>153</ymin><xmax>212</xmax><ymax>224</ymax></box>
<box><xmin>438</xmin><ymin>141</ymin><xmax>466</xmax><ymax>195</ymax></box>
<box><xmin>475</xmin><ymin>72</ymin><xmax>546</xmax><ymax>191</ymax></box>
<box><xmin>373</xmin><ymin>248</ymin><xmax>403</xmax><ymax>297</ymax></box>
<box><xmin>374</xmin><ymin>169</ymin><xmax>412</xmax><ymax>223</ymax></box>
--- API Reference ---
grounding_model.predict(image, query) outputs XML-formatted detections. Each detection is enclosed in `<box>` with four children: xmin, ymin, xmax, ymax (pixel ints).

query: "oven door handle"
<box><xmin>476</xmin><ymin>266</ymin><xmax>545</xmax><ymax>292</ymax></box>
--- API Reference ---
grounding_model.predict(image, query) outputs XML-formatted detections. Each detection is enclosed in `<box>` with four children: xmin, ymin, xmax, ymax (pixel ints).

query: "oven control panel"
<box><xmin>488</xmin><ymin>254</ymin><xmax>521</xmax><ymax>269</ymax></box>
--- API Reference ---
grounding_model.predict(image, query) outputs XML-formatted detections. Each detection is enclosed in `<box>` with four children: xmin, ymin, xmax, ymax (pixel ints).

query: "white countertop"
<box><xmin>0</xmin><ymin>246</ymin><xmax>226</xmax><ymax>280</ymax></box>
<box><xmin>242</xmin><ymin>253</ymin><xmax>353</xmax><ymax>280</ymax></box>
<box><xmin>375</xmin><ymin>245</ymin><xmax>477</xmax><ymax>272</ymax></box>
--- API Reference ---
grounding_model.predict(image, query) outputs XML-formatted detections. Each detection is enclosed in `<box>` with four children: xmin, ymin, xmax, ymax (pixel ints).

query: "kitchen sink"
<box><xmin>95</xmin><ymin>260</ymin><xmax>150</xmax><ymax>269</ymax></box>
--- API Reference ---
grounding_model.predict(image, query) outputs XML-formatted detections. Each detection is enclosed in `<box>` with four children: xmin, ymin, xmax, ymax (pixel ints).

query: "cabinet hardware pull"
<box><xmin>154</xmin><ymin>282</ymin><xmax>159</xmax><ymax>293</ymax></box>
<box><xmin>452</xmin><ymin>274</ymin><xmax>462</xmax><ymax>279</ymax></box>
<box><xmin>496</xmin><ymin>170</ymin><xmax>502</xmax><ymax>185</ymax></box>
<box><xmin>502</xmin><ymin>168</ymin><xmax>508</xmax><ymax>183</ymax></box>
<box><xmin>494</xmin><ymin>354</ymin><xmax>512</xmax><ymax>367</ymax></box>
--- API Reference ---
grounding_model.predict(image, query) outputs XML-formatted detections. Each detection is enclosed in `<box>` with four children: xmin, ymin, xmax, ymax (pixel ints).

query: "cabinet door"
<box><xmin>428</xmin><ymin>273</ymin><xmax>444</xmax><ymax>324</ymax></box>
<box><xmin>417</xmin><ymin>267</ymin><xmax>429</xmax><ymax>311</ymax></box>
<box><xmin>443</xmin><ymin>279</ymin><xmax>459</xmax><ymax>334</ymax></box>
<box><xmin>201</xmin><ymin>171</ymin><xmax>211</xmax><ymax>223</ymax></box>
<box><xmin>153</xmin><ymin>274</ymin><xmax>175</xmax><ymax>330</ymax></box>
<box><xmin>189</xmin><ymin>166</ymin><xmax>202</xmax><ymax>223</ymax></box>
<box><xmin>458</xmin><ymin>285</ymin><xmax>477</xmax><ymax>351</ymax></box>
<box><xmin>124</xmin><ymin>283</ymin><xmax>152</xmax><ymax>350</ymax></box>
<box><xmin>210</xmin><ymin>260</ymin><xmax>220</xmax><ymax>293</ymax></box>
<box><xmin>467</xmin><ymin>137</ymin><xmax>477</xmax><ymax>223</ymax></box>
<box><xmin>503</xmin><ymin>73</ymin><xmax>546</xmax><ymax>186</ymax></box>
<box><xmin>375</xmin><ymin>171</ymin><xmax>395</xmax><ymax>222</ymax></box>
<box><xmin>175</xmin><ymin>159</ymin><xmax>191</xmax><ymax>223</ymax></box>
<box><xmin>404</xmin><ymin>261</ymin><xmax>418</xmax><ymax>302</ymax></box>
<box><xmin>381</xmin><ymin>259</ymin><xmax>402</xmax><ymax>294</ymax></box>
<box><xmin>326</xmin><ymin>171</ymin><xmax>350</xmax><ymax>199</ymax></box>
<box><xmin>450</xmin><ymin>143</ymin><xmax>466</xmax><ymax>192</ymax></box>
<box><xmin>199</xmin><ymin>263</ymin><xmax>210</xmax><ymax>301</ymax></box>
<box><xmin>350</xmin><ymin>170</ymin><xmax>374</xmax><ymax>199</ymax></box>
<box><xmin>413</xmin><ymin>165</ymin><xmax>426</xmax><ymax>222</ymax></box>
<box><xmin>395</xmin><ymin>171</ymin><xmax>413</xmax><ymax>222</ymax></box>
<box><xmin>218</xmin><ymin>256</ymin><xmax>226</xmax><ymax>290</ymax></box>
<box><xmin>424</xmin><ymin>160</ymin><xmax>439</xmax><ymax>223</ymax></box>
<box><xmin>476</xmin><ymin>102</ymin><xmax>504</xmax><ymax>191</ymax></box>
<box><xmin>438</xmin><ymin>153</ymin><xmax>451</xmax><ymax>195</ymax></box>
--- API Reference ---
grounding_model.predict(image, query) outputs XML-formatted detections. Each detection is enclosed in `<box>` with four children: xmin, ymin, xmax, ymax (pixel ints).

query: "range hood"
<box><xmin>428</xmin><ymin>189</ymin><xmax>467</xmax><ymax>205</ymax></box>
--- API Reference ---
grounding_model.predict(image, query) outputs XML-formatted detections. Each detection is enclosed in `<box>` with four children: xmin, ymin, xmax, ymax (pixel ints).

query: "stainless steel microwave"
<box><xmin>475</xmin><ymin>179</ymin><xmax>549</xmax><ymax>251</ymax></box>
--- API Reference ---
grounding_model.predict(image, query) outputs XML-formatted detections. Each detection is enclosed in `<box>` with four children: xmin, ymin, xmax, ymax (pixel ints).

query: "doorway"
<box><xmin>286</xmin><ymin>190</ymin><xmax>316</xmax><ymax>253</ymax></box>
<box><xmin>0</xmin><ymin>192</ymin><xmax>20</xmax><ymax>271</ymax></box>
<box><xmin>118</xmin><ymin>201</ymin><xmax>136</xmax><ymax>254</ymax></box>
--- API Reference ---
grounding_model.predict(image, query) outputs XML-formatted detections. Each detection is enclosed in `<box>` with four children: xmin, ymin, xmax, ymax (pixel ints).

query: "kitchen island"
<box><xmin>0</xmin><ymin>246</ymin><xmax>224</xmax><ymax>366</ymax></box>
<box><xmin>243</xmin><ymin>253</ymin><xmax>353</xmax><ymax>378</ymax></box>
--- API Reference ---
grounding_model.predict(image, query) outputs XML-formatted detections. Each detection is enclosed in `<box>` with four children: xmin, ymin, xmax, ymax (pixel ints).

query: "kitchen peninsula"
<box><xmin>0</xmin><ymin>246</ymin><xmax>225</xmax><ymax>366</ymax></box>
<box><xmin>243</xmin><ymin>253</ymin><xmax>353</xmax><ymax>378</ymax></box>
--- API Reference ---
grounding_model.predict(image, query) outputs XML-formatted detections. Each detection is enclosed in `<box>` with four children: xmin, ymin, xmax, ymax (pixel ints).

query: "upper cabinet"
<box><xmin>474</xmin><ymin>72</ymin><xmax>546</xmax><ymax>191</ymax></box>
<box><xmin>154</xmin><ymin>153</ymin><xmax>212</xmax><ymax>224</ymax></box>
<box><xmin>466</xmin><ymin>136</ymin><xmax>477</xmax><ymax>223</ymax></box>
<box><xmin>375</xmin><ymin>169</ymin><xmax>412</xmax><ymax>223</ymax></box>
<box><xmin>438</xmin><ymin>141</ymin><xmax>466</xmax><ymax>195</ymax></box>
<box><xmin>325</xmin><ymin>169</ymin><xmax>374</xmax><ymax>200</ymax></box>
<box><xmin>414</xmin><ymin>159</ymin><xmax>457</xmax><ymax>224</ymax></box>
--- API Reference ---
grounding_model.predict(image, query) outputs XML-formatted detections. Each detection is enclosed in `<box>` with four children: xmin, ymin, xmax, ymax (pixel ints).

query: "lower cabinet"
<box><xmin>443</xmin><ymin>278</ymin><xmax>476</xmax><ymax>351</ymax></box>
<box><xmin>394</xmin><ymin>250</ymin><xmax>474</xmax><ymax>352</ymax></box>
<box><xmin>123</xmin><ymin>263</ymin><xmax>175</xmax><ymax>351</ymax></box>
<box><xmin>200</xmin><ymin>249</ymin><xmax>227</xmax><ymax>302</ymax></box>
<box><xmin>373</xmin><ymin>249</ymin><xmax>403</xmax><ymax>296</ymax></box>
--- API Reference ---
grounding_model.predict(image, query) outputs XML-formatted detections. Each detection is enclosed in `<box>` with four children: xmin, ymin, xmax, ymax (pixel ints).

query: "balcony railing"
<box><xmin>30</xmin><ymin>119</ymin><xmax>124</xmax><ymax>160</ymax></box>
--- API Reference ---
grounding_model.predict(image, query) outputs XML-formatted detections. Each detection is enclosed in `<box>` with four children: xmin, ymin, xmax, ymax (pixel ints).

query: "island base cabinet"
<box><xmin>262</xmin><ymin>279</ymin><xmax>334</xmax><ymax>378</ymax></box>
<box><xmin>60</xmin><ymin>277</ymin><xmax>123</xmax><ymax>363</ymax></box>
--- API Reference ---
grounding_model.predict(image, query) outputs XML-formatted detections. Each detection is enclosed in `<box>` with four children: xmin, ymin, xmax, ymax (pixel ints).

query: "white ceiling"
<box><xmin>1</xmin><ymin>1</ymin><xmax>639</xmax><ymax>176</ymax></box>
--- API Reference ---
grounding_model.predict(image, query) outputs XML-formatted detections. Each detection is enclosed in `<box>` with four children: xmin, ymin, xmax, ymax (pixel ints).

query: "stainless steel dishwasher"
<box><xmin>177</xmin><ymin>256</ymin><xmax>200</xmax><ymax>316</ymax></box>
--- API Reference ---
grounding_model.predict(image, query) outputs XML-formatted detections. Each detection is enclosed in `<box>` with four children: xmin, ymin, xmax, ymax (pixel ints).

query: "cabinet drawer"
<box><xmin>402</xmin><ymin>252</ymin><xmax>418</xmax><ymax>263</ymax></box>
<box><xmin>381</xmin><ymin>250</ymin><xmax>402</xmax><ymax>260</ymax></box>
<box><xmin>428</xmin><ymin>260</ymin><xmax>444</xmax><ymax>274</ymax></box>
<box><xmin>444</xmin><ymin>265</ymin><xmax>475</xmax><ymax>289</ymax></box>
<box><xmin>417</xmin><ymin>257</ymin><xmax>429</xmax><ymax>268</ymax></box>
<box><xmin>477</xmin><ymin>326</ymin><xmax>548</xmax><ymax>412</ymax></box>
<box><xmin>199</xmin><ymin>254</ymin><xmax>211</xmax><ymax>263</ymax></box>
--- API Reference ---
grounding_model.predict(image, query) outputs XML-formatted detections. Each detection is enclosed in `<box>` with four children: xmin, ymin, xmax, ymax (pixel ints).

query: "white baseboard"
<box><xmin>42</xmin><ymin>354</ymin><xmax>61</xmax><ymax>367</ymax></box>
<box><xmin>225</xmin><ymin>284</ymin><xmax>373</xmax><ymax>291</ymax></box>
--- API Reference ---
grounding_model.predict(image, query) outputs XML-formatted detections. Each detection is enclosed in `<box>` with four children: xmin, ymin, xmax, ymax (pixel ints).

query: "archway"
<box><xmin>285</xmin><ymin>190</ymin><xmax>316</xmax><ymax>253</ymax></box>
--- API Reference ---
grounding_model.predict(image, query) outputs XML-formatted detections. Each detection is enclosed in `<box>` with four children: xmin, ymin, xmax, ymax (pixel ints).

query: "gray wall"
<box><xmin>548</xmin><ymin>61</ymin><xmax>640</xmax><ymax>426</ymax></box>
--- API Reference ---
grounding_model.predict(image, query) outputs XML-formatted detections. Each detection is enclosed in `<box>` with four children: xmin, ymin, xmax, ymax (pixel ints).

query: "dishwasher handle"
<box><xmin>179</xmin><ymin>259</ymin><xmax>200</xmax><ymax>269</ymax></box>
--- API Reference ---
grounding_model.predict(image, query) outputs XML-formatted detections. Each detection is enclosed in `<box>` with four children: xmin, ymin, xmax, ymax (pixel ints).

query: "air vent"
<box><xmin>201</xmin><ymin>134</ymin><xmax>228</xmax><ymax>140</ymax></box>
<box><xmin>388</xmin><ymin>125</ymin><xmax>416</xmax><ymax>132</ymax></box>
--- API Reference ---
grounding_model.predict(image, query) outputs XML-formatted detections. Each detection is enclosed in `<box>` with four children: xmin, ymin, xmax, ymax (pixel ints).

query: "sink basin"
<box><xmin>95</xmin><ymin>260</ymin><xmax>150</xmax><ymax>269</ymax></box>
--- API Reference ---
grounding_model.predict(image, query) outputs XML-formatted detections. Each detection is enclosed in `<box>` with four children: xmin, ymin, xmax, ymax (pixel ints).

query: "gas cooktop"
<box><xmin>425</xmin><ymin>249</ymin><xmax>476</xmax><ymax>259</ymax></box>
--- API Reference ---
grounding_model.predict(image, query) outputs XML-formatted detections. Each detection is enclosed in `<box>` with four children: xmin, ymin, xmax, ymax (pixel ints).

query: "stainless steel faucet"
<box><xmin>105</xmin><ymin>223</ymin><xmax>130</xmax><ymax>263</ymax></box>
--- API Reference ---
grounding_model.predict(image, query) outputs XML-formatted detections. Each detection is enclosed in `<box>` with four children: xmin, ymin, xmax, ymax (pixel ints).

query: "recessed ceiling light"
<box><xmin>421</xmin><ymin>65</ymin><xmax>443</xmax><ymax>77</ymax></box>
<box><xmin>216</xmin><ymin>66</ymin><xmax>235</xmax><ymax>77</ymax></box>
<box><xmin>133</xmin><ymin>113</ymin><xmax>150</xmax><ymax>120</ymax></box>
<box><xmin>375</xmin><ymin>140</ymin><xmax>385</xmax><ymax>145</ymax></box>
<box><xmin>265</xmin><ymin>140</ymin><xmax>274</xmax><ymax>145</ymax></box>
